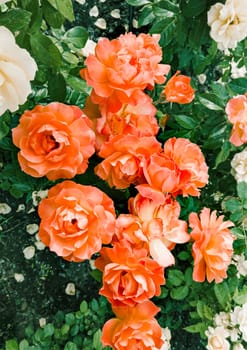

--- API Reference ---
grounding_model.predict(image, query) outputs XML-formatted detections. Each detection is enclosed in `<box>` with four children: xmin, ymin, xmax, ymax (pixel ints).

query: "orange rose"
<box><xmin>81</xmin><ymin>32</ymin><xmax>170</xmax><ymax>112</ymax></box>
<box><xmin>189</xmin><ymin>207</ymin><xmax>235</xmax><ymax>283</ymax></box>
<box><xmin>128</xmin><ymin>193</ymin><xmax>189</xmax><ymax>267</ymax></box>
<box><xmin>94</xmin><ymin>134</ymin><xmax>162</xmax><ymax>189</ymax></box>
<box><xmin>38</xmin><ymin>180</ymin><xmax>116</xmax><ymax>262</ymax></box>
<box><xmin>163</xmin><ymin>71</ymin><xmax>195</xmax><ymax>104</ymax></box>
<box><xmin>225</xmin><ymin>93</ymin><xmax>247</xmax><ymax>146</ymax></box>
<box><xmin>95</xmin><ymin>243</ymin><xmax>165</xmax><ymax>307</ymax></box>
<box><xmin>143</xmin><ymin>137</ymin><xmax>208</xmax><ymax>197</ymax></box>
<box><xmin>12</xmin><ymin>102</ymin><xmax>95</xmax><ymax>180</ymax></box>
<box><xmin>102</xmin><ymin>301</ymin><xmax>164</xmax><ymax>350</ymax></box>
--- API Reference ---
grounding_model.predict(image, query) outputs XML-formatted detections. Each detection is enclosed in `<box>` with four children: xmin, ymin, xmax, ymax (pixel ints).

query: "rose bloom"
<box><xmin>80</xmin><ymin>32</ymin><xmax>170</xmax><ymax>112</ymax></box>
<box><xmin>95</xmin><ymin>243</ymin><xmax>165</xmax><ymax>307</ymax></box>
<box><xmin>142</xmin><ymin>137</ymin><xmax>208</xmax><ymax>197</ymax></box>
<box><xmin>163</xmin><ymin>71</ymin><xmax>195</xmax><ymax>104</ymax></box>
<box><xmin>0</xmin><ymin>0</ymin><xmax>11</xmax><ymax>3</ymax></box>
<box><xmin>128</xmin><ymin>192</ymin><xmax>189</xmax><ymax>267</ymax></box>
<box><xmin>189</xmin><ymin>207</ymin><xmax>235</xmax><ymax>283</ymax></box>
<box><xmin>208</xmin><ymin>0</ymin><xmax>247</xmax><ymax>51</ymax></box>
<box><xmin>94</xmin><ymin>134</ymin><xmax>162</xmax><ymax>189</ymax></box>
<box><xmin>0</xmin><ymin>26</ymin><xmax>37</xmax><ymax>116</ymax></box>
<box><xmin>101</xmin><ymin>301</ymin><xmax>164</xmax><ymax>350</ymax></box>
<box><xmin>12</xmin><ymin>102</ymin><xmax>95</xmax><ymax>180</ymax></box>
<box><xmin>231</xmin><ymin>303</ymin><xmax>247</xmax><ymax>341</ymax></box>
<box><xmin>38</xmin><ymin>180</ymin><xmax>116</xmax><ymax>262</ymax></box>
<box><xmin>225</xmin><ymin>93</ymin><xmax>247</xmax><ymax>146</ymax></box>
<box><xmin>206</xmin><ymin>326</ymin><xmax>230</xmax><ymax>350</ymax></box>
<box><xmin>231</xmin><ymin>148</ymin><xmax>247</xmax><ymax>183</ymax></box>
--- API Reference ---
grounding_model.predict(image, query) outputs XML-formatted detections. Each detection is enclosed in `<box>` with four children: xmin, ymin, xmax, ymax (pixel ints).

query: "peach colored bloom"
<box><xmin>81</xmin><ymin>32</ymin><xmax>170</xmax><ymax>112</ymax></box>
<box><xmin>38</xmin><ymin>181</ymin><xmax>116</xmax><ymax>262</ymax></box>
<box><xmin>142</xmin><ymin>137</ymin><xmax>208</xmax><ymax>197</ymax></box>
<box><xmin>225</xmin><ymin>93</ymin><xmax>247</xmax><ymax>146</ymax></box>
<box><xmin>128</xmin><ymin>193</ymin><xmax>189</xmax><ymax>267</ymax></box>
<box><xmin>102</xmin><ymin>301</ymin><xmax>164</xmax><ymax>350</ymax></box>
<box><xmin>12</xmin><ymin>102</ymin><xmax>95</xmax><ymax>180</ymax></box>
<box><xmin>94</xmin><ymin>134</ymin><xmax>162</xmax><ymax>189</ymax></box>
<box><xmin>163</xmin><ymin>71</ymin><xmax>195</xmax><ymax>104</ymax></box>
<box><xmin>189</xmin><ymin>207</ymin><xmax>235</xmax><ymax>283</ymax></box>
<box><xmin>95</xmin><ymin>243</ymin><xmax>165</xmax><ymax>306</ymax></box>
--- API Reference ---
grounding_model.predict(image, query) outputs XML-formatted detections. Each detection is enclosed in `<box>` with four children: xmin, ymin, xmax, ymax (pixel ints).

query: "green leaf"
<box><xmin>184</xmin><ymin>322</ymin><xmax>206</xmax><ymax>334</ymax></box>
<box><xmin>80</xmin><ymin>300</ymin><xmax>88</xmax><ymax>314</ymax></box>
<box><xmin>0</xmin><ymin>9</ymin><xmax>31</xmax><ymax>31</ymax></box>
<box><xmin>30</xmin><ymin>32</ymin><xmax>62</xmax><ymax>69</ymax></box>
<box><xmin>64</xmin><ymin>26</ymin><xmax>88</xmax><ymax>49</ymax></box>
<box><xmin>19</xmin><ymin>339</ymin><xmax>29</xmax><ymax>350</ymax></box>
<box><xmin>181</xmin><ymin>0</ymin><xmax>207</xmax><ymax>18</ymax></box>
<box><xmin>155</xmin><ymin>0</ymin><xmax>179</xmax><ymax>14</ymax></box>
<box><xmin>170</xmin><ymin>285</ymin><xmax>189</xmax><ymax>300</ymax></box>
<box><xmin>222</xmin><ymin>197</ymin><xmax>242</xmax><ymax>213</ymax></box>
<box><xmin>65</xmin><ymin>313</ymin><xmax>75</xmax><ymax>326</ymax></box>
<box><xmin>44</xmin><ymin>323</ymin><xmax>55</xmax><ymax>338</ymax></box>
<box><xmin>48</xmin><ymin>73</ymin><xmax>66</xmax><ymax>102</ymax></box>
<box><xmin>5</xmin><ymin>339</ymin><xmax>18</xmax><ymax>350</ymax></box>
<box><xmin>43</xmin><ymin>0</ymin><xmax>65</xmax><ymax>28</ymax></box>
<box><xmin>177</xmin><ymin>251</ymin><xmax>190</xmax><ymax>261</ymax></box>
<box><xmin>174</xmin><ymin>115</ymin><xmax>197</xmax><ymax>129</ymax></box>
<box><xmin>233</xmin><ymin>285</ymin><xmax>247</xmax><ymax>305</ymax></box>
<box><xmin>64</xmin><ymin>342</ymin><xmax>77</xmax><ymax>350</ymax></box>
<box><xmin>168</xmin><ymin>269</ymin><xmax>184</xmax><ymax>286</ymax></box>
<box><xmin>93</xmin><ymin>329</ymin><xmax>103</xmax><ymax>350</ymax></box>
<box><xmin>46</xmin><ymin>0</ymin><xmax>74</xmax><ymax>21</ymax></box>
<box><xmin>214</xmin><ymin>281</ymin><xmax>231</xmax><ymax>310</ymax></box>
<box><xmin>237</xmin><ymin>182</ymin><xmax>247</xmax><ymax>201</ymax></box>
<box><xmin>159</xmin><ymin>18</ymin><xmax>177</xmax><ymax>47</ymax></box>
<box><xmin>138</xmin><ymin>6</ymin><xmax>155</xmax><ymax>27</ymax></box>
<box><xmin>126</xmin><ymin>0</ymin><xmax>151</xmax><ymax>6</ymax></box>
<box><xmin>197</xmin><ymin>94</ymin><xmax>224</xmax><ymax>111</ymax></box>
<box><xmin>214</xmin><ymin>141</ymin><xmax>232</xmax><ymax>168</ymax></box>
<box><xmin>0</xmin><ymin>120</ymin><xmax>9</xmax><ymax>140</ymax></box>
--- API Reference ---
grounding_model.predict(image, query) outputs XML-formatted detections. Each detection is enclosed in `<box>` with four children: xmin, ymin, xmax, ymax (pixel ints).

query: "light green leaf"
<box><xmin>237</xmin><ymin>182</ymin><xmax>247</xmax><ymax>201</ymax></box>
<box><xmin>184</xmin><ymin>322</ymin><xmax>206</xmax><ymax>334</ymax></box>
<box><xmin>80</xmin><ymin>300</ymin><xmax>88</xmax><ymax>314</ymax></box>
<box><xmin>46</xmin><ymin>0</ymin><xmax>74</xmax><ymax>21</ymax></box>
<box><xmin>44</xmin><ymin>323</ymin><xmax>55</xmax><ymax>338</ymax></box>
<box><xmin>197</xmin><ymin>94</ymin><xmax>224</xmax><ymax>111</ymax></box>
<box><xmin>19</xmin><ymin>339</ymin><xmax>29</xmax><ymax>350</ymax></box>
<box><xmin>126</xmin><ymin>0</ymin><xmax>151</xmax><ymax>6</ymax></box>
<box><xmin>5</xmin><ymin>339</ymin><xmax>18</xmax><ymax>350</ymax></box>
<box><xmin>93</xmin><ymin>329</ymin><xmax>103</xmax><ymax>350</ymax></box>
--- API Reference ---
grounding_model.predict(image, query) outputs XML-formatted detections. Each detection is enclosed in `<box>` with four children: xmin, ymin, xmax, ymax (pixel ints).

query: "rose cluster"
<box><xmin>11</xmin><ymin>32</ymin><xmax>236</xmax><ymax>350</ymax></box>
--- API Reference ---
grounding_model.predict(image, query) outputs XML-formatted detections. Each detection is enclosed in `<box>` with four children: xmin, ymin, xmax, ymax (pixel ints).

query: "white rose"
<box><xmin>0</xmin><ymin>26</ymin><xmax>37</xmax><ymax>116</ymax></box>
<box><xmin>207</xmin><ymin>0</ymin><xmax>247</xmax><ymax>50</ymax></box>
<box><xmin>232</xmin><ymin>254</ymin><xmax>247</xmax><ymax>277</ymax></box>
<box><xmin>0</xmin><ymin>0</ymin><xmax>11</xmax><ymax>4</ymax></box>
<box><xmin>206</xmin><ymin>326</ymin><xmax>230</xmax><ymax>350</ymax></box>
<box><xmin>214</xmin><ymin>312</ymin><xmax>231</xmax><ymax>328</ymax></box>
<box><xmin>231</xmin><ymin>148</ymin><xmax>247</xmax><ymax>183</ymax></box>
<box><xmin>231</xmin><ymin>303</ymin><xmax>247</xmax><ymax>341</ymax></box>
<box><xmin>233</xmin><ymin>343</ymin><xmax>245</xmax><ymax>350</ymax></box>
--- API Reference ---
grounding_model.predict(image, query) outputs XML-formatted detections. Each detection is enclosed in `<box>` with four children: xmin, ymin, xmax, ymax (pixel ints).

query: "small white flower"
<box><xmin>232</xmin><ymin>254</ymin><xmax>247</xmax><ymax>277</ymax></box>
<box><xmin>230</xmin><ymin>59</ymin><xmax>247</xmax><ymax>79</ymax></box>
<box><xmin>65</xmin><ymin>283</ymin><xmax>76</xmax><ymax>296</ymax></box>
<box><xmin>206</xmin><ymin>326</ymin><xmax>230</xmax><ymax>350</ymax></box>
<box><xmin>16</xmin><ymin>204</ymin><xmax>25</xmax><ymax>212</ymax></box>
<box><xmin>32</xmin><ymin>190</ymin><xmax>48</xmax><ymax>207</ymax></box>
<box><xmin>111</xmin><ymin>9</ymin><xmax>121</xmax><ymax>19</ymax></box>
<box><xmin>132</xmin><ymin>19</ymin><xmax>138</xmax><ymax>29</ymax></box>
<box><xmin>0</xmin><ymin>203</ymin><xmax>11</xmax><ymax>214</ymax></box>
<box><xmin>0</xmin><ymin>26</ymin><xmax>37</xmax><ymax>116</ymax></box>
<box><xmin>81</xmin><ymin>39</ymin><xmax>97</xmax><ymax>57</ymax></box>
<box><xmin>89</xmin><ymin>5</ymin><xmax>99</xmax><ymax>17</ymax></box>
<box><xmin>39</xmin><ymin>318</ymin><xmax>46</xmax><ymax>328</ymax></box>
<box><xmin>75</xmin><ymin>0</ymin><xmax>85</xmax><ymax>4</ymax></box>
<box><xmin>197</xmin><ymin>74</ymin><xmax>207</xmax><ymax>84</ymax></box>
<box><xmin>14</xmin><ymin>273</ymin><xmax>25</xmax><ymax>283</ymax></box>
<box><xmin>207</xmin><ymin>0</ymin><xmax>247</xmax><ymax>51</ymax></box>
<box><xmin>35</xmin><ymin>240</ymin><xmax>46</xmax><ymax>251</ymax></box>
<box><xmin>94</xmin><ymin>18</ymin><xmax>107</xmax><ymax>30</ymax></box>
<box><xmin>26</xmin><ymin>223</ymin><xmax>39</xmax><ymax>235</ymax></box>
<box><xmin>231</xmin><ymin>148</ymin><xmax>247</xmax><ymax>183</ymax></box>
<box><xmin>23</xmin><ymin>246</ymin><xmax>35</xmax><ymax>260</ymax></box>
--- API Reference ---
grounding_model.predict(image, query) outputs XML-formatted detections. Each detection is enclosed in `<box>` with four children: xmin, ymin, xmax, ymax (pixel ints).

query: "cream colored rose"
<box><xmin>0</xmin><ymin>26</ymin><xmax>37</xmax><ymax>116</ymax></box>
<box><xmin>208</xmin><ymin>0</ymin><xmax>247</xmax><ymax>50</ymax></box>
<box><xmin>231</xmin><ymin>303</ymin><xmax>247</xmax><ymax>341</ymax></box>
<box><xmin>206</xmin><ymin>326</ymin><xmax>230</xmax><ymax>350</ymax></box>
<box><xmin>233</xmin><ymin>343</ymin><xmax>245</xmax><ymax>350</ymax></box>
<box><xmin>231</xmin><ymin>148</ymin><xmax>247</xmax><ymax>183</ymax></box>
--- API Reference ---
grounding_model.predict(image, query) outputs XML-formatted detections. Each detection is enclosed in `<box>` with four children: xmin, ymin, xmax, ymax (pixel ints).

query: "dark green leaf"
<box><xmin>168</xmin><ymin>269</ymin><xmax>184</xmax><ymax>286</ymax></box>
<box><xmin>64</xmin><ymin>26</ymin><xmax>88</xmax><ymax>49</ymax></box>
<box><xmin>197</xmin><ymin>94</ymin><xmax>224</xmax><ymax>111</ymax></box>
<box><xmin>0</xmin><ymin>9</ymin><xmax>31</xmax><ymax>32</ymax></box>
<box><xmin>181</xmin><ymin>0</ymin><xmax>207</xmax><ymax>18</ymax></box>
<box><xmin>138</xmin><ymin>6</ymin><xmax>155</xmax><ymax>27</ymax></box>
<box><xmin>44</xmin><ymin>324</ymin><xmax>55</xmax><ymax>338</ymax></box>
<box><xmin>214</xmin><ymin>281</ymin><xmax>231</xmax><ymax>310</ymax></box>
<box><xmin>65</xmin><ymin>313</ymin><xmax>75</xmax><ymax>326</ymax></box>
<box><xmin>30</xmin><ymin>32</ymin><xmax>62</xmax><ymax>69</ymax></box>
<box><xmin>159</xmin><ymin>18</ymin><xmax>177</xmax><ymax>46</ymax></box>
<box><xmin>43</xmin><ymin>0</ymin><xmax>65</xmax><ymax>28</ymax></box>
<box><xmin>64</xmin><ymin>341</ymin><xmax>77</xmax><ymax>350</ymax></box>
<box><xmin>126</xmin><ymin>0</ymin><xmax>151</xmax><ymax>6</ymax></box>
<box><xmin>170</xmin><ymin>285</ymin><xmax>189</xmax><ymax>300</ymax></box>
<box><xmin>214</xmin><ymin>141</ymin><xmax>232</xmax><ymax>168</ymax></box>
<box><xmin>48</xmin><ymin>73</ymin><xmax>66</xmax><ymax>102</ymax></box>
<box><xmin>174</xmin><ymin>115</ymin><xmax>197</xmax><ymax>129</ymax></box>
